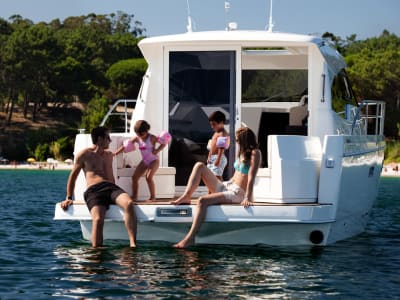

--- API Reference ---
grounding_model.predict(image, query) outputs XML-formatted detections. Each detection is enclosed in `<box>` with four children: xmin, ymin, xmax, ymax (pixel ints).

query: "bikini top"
<box><xmin>234</xmin><ymin>158</ymin><xmax>250</xmax><ymax>175</ymax></box>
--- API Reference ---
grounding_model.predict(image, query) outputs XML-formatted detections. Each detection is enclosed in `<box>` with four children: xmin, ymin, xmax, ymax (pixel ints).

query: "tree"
<box><xmin>105</xmin><ymin>58</ymin><xmax>147</xmax><ymax>99</ymax></box>
<box><xmin>80</xmin><ymin>96</ymin><xmax>110</xmax><ymax>132</ymax></box>
<box><xmin>344</xmin><ymin>30</ymin><xmax>400</xmax><ymax>137</ymax></box>
<box><xmin>50</xmin><ymin>136</ymin><xmax>73</xmax><ymax>160</ymax></box>
<box><xmin>34</xmin><ymin>143</ymin><xmax>50</xmax><ymax>161</ymax></box>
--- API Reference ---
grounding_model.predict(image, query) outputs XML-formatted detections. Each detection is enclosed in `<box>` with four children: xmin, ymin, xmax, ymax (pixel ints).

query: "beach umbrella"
<box><xmin>27</xmin><ymin>157</ymin><xmax>36</xmax><ymax>163</ymax></box>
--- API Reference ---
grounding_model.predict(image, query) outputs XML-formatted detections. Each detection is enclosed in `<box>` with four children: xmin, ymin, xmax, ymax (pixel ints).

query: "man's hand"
<box><xmin>60</xmin><ymin>199</ymin><xmax>73</xmax><ymax>210</ymax></box>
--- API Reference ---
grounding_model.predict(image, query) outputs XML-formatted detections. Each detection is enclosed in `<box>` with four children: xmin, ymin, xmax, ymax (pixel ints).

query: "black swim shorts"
<box><xmin>84</xmin><ymin>181</ymin><xmax>126</xmax><ymax>211</ymax></box>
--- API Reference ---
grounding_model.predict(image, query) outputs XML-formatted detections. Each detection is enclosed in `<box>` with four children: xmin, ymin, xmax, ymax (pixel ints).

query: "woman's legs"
<box><xmin>173</xmin><ymin>193</ymin><xmax>231</xmax><ymax>248</ymax></box>
<box><xmin>171</xmin><ymin>162</ymin><xmax>221</xmax><ymax>205</ymax></box>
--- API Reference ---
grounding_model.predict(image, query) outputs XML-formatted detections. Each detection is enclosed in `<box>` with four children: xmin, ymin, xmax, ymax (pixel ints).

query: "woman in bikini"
<box><xmin>171</xmin><ymin>127</ymin><xmax>261</xmax><ymax>248</ymax></box>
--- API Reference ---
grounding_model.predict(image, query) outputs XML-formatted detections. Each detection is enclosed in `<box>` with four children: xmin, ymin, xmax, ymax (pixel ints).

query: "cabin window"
<box><xmin>242</xmin><ymin>70</ymin><xmax>308</xmax><ymax>103</ymax></box>
<box><xmin>331</xmin><ymin>69</ymin><xmax>356</xmax><ymax>115</ymax></box>
<box><xmin>242</xmin><ymin>69</ymin><xmax>308</xmax><ymax>167</ymax></box>
<box><xmin>168</xmin><ymin>51</ymin><xmax>236</xmax><ymax>185</ymax></box>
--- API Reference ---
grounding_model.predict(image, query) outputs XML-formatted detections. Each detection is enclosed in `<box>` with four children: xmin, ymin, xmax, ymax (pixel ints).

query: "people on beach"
<box><xmin>60</xmin><ymin>126</ymin><xmax>137</xmax><ymax>248</ymax></box>
<box><xmin>206</xmin><ymin>111</ymin><xmax>230</xmax><ymax>182</ymax></box>
<box><xmin>114</xmin><ymin>120</ymin><xmax>171</xmax><ymax>201</ymax></box>
<box><xmin>171</xmin><ymin>127</ymin><xmax>261</xmax><ymax>248</ymax></box>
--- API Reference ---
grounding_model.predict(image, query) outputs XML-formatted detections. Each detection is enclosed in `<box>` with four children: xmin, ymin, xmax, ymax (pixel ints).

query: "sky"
<box><xmin>0</xmin><ymin>0</ymin><xmax>399</xmax><ymax>40</ymax></box>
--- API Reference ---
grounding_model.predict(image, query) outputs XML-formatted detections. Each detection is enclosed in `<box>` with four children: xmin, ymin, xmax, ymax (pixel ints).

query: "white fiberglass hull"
<box><xmin>55</xmin><ymin>202</ymin><xmax>336</xmax><ymax>246</ymax></box>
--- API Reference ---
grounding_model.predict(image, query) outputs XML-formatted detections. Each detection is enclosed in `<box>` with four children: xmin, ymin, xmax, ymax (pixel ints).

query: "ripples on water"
<box><xmin>0</xmin><ymin>170</ymin><xmax>399</xmax><ymax>299</ymax></box>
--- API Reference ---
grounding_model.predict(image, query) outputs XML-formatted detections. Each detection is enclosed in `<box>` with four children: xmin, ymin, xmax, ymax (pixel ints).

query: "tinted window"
<box><xmin>242</xmin><ymin>70</ymin><xmax>308</xmax><ymax>103</ymax></box>
<box><xmin>169</xmin><ymin>51</ymin><xmax>235</xmax><ymax>184</ymax></box>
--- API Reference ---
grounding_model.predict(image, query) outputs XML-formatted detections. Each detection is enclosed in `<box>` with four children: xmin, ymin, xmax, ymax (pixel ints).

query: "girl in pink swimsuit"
<box><xmin>115</xmin><ymin>120</ymin><xmax>171</xmax><ymax>201</ymax></box>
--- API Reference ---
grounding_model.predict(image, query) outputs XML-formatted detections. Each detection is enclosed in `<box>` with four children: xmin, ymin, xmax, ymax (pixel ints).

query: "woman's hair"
<box><xmin>134</xmin><ymin>120</ymin><xmax>151</xmax><ymax>134</ymax></box>
<box><xmin>236</xmin><ymin>127</ymin><xmax>258</xmax><ymax>163</ymax></box>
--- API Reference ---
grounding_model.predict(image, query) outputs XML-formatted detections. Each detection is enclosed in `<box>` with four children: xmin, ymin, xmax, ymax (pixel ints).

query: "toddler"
<box><xmin>115</xmin><ymin>120</ymin><xmax>171</xmax><ymax>201</ymax></box>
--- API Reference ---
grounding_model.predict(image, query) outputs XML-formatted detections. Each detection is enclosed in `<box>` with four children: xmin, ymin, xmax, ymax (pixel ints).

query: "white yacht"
<box><xmin>54</xmin><ymin>15</ymin><xmax>385</xmax><ymax>246</ymax></box>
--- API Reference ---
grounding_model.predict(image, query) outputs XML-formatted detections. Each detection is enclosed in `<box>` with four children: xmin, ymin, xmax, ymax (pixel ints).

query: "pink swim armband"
<box><xmin>216</xmin><ymin>136</ymin><xmax>229</xmax><ymax>149</ymax></box>
<box><xmin>122</xmin><ymin>139</ymin><xmax>136</xmax><ymax>152</ymax></box>
<box><xmin>157</xmin><ymin>131</ymin><xmax>172</xmax><ymax>144</ymax></box>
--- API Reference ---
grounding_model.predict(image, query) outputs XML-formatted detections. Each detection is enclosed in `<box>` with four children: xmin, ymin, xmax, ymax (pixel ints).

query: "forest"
<box><xmin>0</xmin><ymin>12</ymin><xmax>399</xmax><ymax>162</ymax></box>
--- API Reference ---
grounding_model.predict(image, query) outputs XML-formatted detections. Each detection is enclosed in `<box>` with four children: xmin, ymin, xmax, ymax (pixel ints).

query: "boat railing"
<box><xmin>351</xmin><ymin>100</ymin><xmax>385</xmax><ymax>135</ymax></box>
<box><xmin>100</xmin><ymin>99</ymin><xmax>137</xmax><ymax>133</ymax></box>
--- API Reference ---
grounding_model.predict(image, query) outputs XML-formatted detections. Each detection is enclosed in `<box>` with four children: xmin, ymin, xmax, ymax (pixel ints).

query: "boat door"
<box><xmin>167</xmin><ymin>50</ymin><xmax>238</xmax><ymax>185</ymax></box>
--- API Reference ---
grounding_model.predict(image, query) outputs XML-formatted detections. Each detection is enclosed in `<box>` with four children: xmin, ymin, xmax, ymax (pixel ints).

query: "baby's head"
<box><xmin>134</xmin><ymin>120</ymin><xmax>151</xmax><ymax>136</ymax></box>
<box><xmin>208</xmin><ymin>111</ymin><xmax>226</xmax><ymax>132</ymax></box>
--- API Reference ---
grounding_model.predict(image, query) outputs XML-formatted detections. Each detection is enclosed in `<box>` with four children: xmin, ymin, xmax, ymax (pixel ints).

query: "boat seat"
<box><xmin>117</xmin><ymin>166</ymin><xmax>176</xmax><ymax>177</ymax></box>
<box><xmin>253</xmin><ymin>135</ymin><xmax>321</xmax><ymax>203</ymax></box>
<box><xmin>116</xmin><ymin>166</ymin><xmax>176</xmax><ymax>200</ymax></box>
<box><xmin>289</xmin><ymin>104</ymin><xmax>308</xmax><ymax>126</ymax></box>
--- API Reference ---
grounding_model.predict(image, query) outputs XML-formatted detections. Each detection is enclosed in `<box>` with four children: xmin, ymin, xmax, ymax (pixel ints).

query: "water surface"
<box><xmin>0</xmin><ymin>170</ymin><xmax>399</xmax><ymax>299</ymax></box>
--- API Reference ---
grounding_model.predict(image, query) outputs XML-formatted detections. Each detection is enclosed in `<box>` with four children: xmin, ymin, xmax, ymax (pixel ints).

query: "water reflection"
<box><xmin>52</xmin><ymin>241</ymin><xmax>392</xmax><ymax>299</ymax></box>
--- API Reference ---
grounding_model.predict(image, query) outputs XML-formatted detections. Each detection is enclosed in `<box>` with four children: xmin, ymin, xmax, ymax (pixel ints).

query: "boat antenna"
<box><xmin>186</xmin><ymin>0</ymin><xmax>193</xmax><ymax>32</ymax></box>
<box><xmin>225</xmin><ymin>1</ymin><xmax>230</xmax><ymax>30</ymax></box>
<box><xmin>266</xmin><ymin>0</ymin><xmax>274</xmax><ymax>32</ymax></box>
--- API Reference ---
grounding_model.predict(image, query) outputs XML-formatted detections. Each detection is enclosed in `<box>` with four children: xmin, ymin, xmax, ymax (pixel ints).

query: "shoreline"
<box><xmin>0</xmin><ymin>163</ymin><xmax>73</xmax><ymax>171</ymax></box>
<box><xmin>0</xmin><ymin>163</ymin><xmax>399</xmax><ymax>177</ymax></box>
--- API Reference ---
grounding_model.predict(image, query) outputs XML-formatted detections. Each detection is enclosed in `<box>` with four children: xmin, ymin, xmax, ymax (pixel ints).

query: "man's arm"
<box><xmin>61</xmin><ymin>152</ymin><xmax>84</xmax><ymax>210</ymax></box>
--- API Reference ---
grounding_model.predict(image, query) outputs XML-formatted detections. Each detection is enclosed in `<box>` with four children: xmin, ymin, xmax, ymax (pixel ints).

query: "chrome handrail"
<box><xmin>100</xmin><ymin>99</ymin><xmax>137</xmax><ymax>133</ymax></box>
<box><xmin>351</xmin><ymin>100</ymin><xmax>385</xmax><ymax>135</ymax></box>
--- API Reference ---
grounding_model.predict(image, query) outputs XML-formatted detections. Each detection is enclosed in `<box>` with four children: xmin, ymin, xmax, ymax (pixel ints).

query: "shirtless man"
<box><xmin>60</xmin><ymin>126</ymin><xmax>137</xmax><ymax>248</ymax></box>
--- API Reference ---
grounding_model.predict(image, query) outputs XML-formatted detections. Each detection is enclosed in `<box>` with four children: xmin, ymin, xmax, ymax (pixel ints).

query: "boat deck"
<box><xmin>70</xmin><ymin>199</ymin><xmax>323</xmax><ymax>207</ymax></box>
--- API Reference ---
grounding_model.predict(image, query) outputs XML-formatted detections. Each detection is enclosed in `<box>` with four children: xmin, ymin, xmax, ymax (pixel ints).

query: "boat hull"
<box><xmin>79</xmin><ymin>220</ymin><xmax>333</xmax><ymax>246</ymax></box>
<box><xmin>56</xmin><ymin>202</ymin><xmax>335</xmax><ymax>246</ymax></box>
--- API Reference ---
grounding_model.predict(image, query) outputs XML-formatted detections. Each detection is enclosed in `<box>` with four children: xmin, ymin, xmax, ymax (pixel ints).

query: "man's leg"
<box><xmin>90</xmin><ymin>205</ymin><xmax>107</xmax><ymax>247</ymax></box>
<box><xmin>115</xmin><ymin>193</ymin><xmax>137</xmax><ymax>247</ymax></box>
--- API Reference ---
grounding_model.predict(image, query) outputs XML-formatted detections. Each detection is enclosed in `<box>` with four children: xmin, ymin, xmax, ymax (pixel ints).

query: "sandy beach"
<box><xmin>381</xmin><ymin>164</ymin><xmax>400</xmax><ymax>177</ymax></box>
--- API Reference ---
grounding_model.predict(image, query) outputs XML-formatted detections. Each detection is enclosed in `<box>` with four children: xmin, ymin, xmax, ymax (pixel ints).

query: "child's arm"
<box><xmin>153</xmin><ymin>143</ymin><xmax>167</xmax><ymax>155</ymax></box>
<box><xmin>214</xmin><ymin>135</ymin><xmax>229</xmax><ymax>166</ymax></box>
<box><xmin>114</xmin><ymin>137</ymin><xmax>137</xmax><ymax>156</ymax></box>
<box><xmin>153</xmin><ymin>131</ymin><xmax>171</xmax><ymax>155</ymax></box>
<box><xmin>214</xmin><ymin>148</ymin><xmax>224</xmax><ymax>166</ymax></box>
<box><xmin>207</xmin><ymin>134</ymin><xmax>217</xmax><ymax>163</ymax></box>
<box><xmin>114</xmin><ymin>145</ymin><xmax>124</xmax><ymax>156</ymax></box>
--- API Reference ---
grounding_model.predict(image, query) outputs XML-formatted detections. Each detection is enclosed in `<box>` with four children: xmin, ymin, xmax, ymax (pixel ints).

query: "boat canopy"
<box><xmin>139</xmin><ymin>30</ymin><xmax>346</xmax><ymax>76</ymax></box>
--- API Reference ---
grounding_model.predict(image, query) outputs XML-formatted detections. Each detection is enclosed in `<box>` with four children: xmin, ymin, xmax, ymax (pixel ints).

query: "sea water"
<box><xmin>0</xmin><ymin>170</ymin><xmax>399</xmax><ymax>299</ymax></box>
